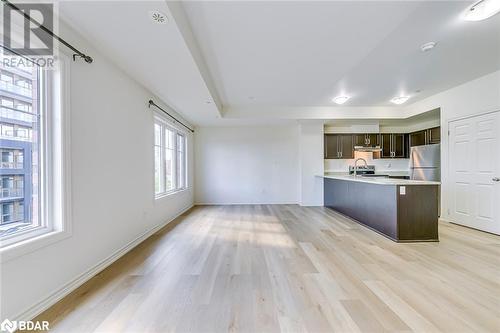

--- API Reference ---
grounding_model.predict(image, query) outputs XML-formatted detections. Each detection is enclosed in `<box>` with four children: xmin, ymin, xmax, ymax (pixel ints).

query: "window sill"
<box><xmin>0</xmin><ymin>228</ymin><xmax>72</xmax><ymax>263</ymax></box>
<box><xmin>155</xmin><ymin>187</ymin><xmax>190</xmax><ymax>201</ymax></box>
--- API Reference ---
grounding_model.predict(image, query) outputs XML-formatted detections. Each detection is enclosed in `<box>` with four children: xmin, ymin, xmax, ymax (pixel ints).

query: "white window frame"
<box><xmin>0</xmin><ymin>51</ymin><xmax>72</xmax><ymax>262</ymax></box>
<box><xmin>154</xmin><ymin>114</ymin><xmax>188</xmax><ymax>199</ymax></box>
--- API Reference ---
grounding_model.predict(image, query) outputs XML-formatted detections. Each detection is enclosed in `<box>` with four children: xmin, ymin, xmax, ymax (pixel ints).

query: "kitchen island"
<box><xmin>319</xmin><ymin>173</ymin><xmax>440</xmax><ymax>242</ymax></box>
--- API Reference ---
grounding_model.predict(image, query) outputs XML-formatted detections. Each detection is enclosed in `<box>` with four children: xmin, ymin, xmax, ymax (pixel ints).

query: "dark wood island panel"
<box><xmin>324</xmin><ymin>178</ymin><xmax>439</xmax><ymax>242</ymax></box>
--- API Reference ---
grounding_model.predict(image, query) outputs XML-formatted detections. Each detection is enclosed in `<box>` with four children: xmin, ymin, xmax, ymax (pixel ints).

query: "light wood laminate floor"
<box><xmin>35</xmin><ymin>205</ymin><xmax>500</xmax><ymax>332</ymax></box>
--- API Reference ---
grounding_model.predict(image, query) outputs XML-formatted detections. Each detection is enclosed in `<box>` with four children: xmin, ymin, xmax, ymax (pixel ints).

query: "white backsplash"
<box><xmin>324</xmin><ymin>151</ymin><xmax>410</xmax><ymax>173</ymax></box>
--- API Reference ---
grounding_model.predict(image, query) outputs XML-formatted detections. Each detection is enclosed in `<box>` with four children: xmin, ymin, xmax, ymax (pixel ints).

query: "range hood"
<box><xmin>354</xmin><ymin>145</ymin><xmax>382</xmax><ymax>152</ymax></box>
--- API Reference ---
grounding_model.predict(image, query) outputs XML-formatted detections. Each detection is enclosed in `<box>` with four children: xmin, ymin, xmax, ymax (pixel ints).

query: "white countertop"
<box><xmin>317</xmin><ymin>173</ymin><xmax>440</xmax><ymax>186</ymax></box>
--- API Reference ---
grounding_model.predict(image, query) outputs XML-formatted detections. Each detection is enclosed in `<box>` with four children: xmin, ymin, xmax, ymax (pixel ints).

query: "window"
<box><xmin>154</xmin><ymin>116</ymin><xmax>188</xmax><ymax>197</ymax></box>
<box><xmin>1</xmin><ymin>97</ymin><xmax>14</xmax><ymax>108</ymax></box>
<box><xmin>0</xmin><ymin>72</ymin><xmax>13</xmax><ymax>83</ymax></box>
<box><xmin>15</xmin><ymin>101</ymin><xmax>31</xmax><ymax>112</ymax></box>
<box><xmin>0</xmin><ymin>49</ymin><xmax>41</xmax><ymax>241</ymax></box>
<box><xmin>0</xmin><ymin>45</ymin><xmax>71</xmax><ymax>255</ymax></box>
<box><xmin>1</xmin><ymin>149</ymin><xmax>23</xmax><ymax>169</ymax></box>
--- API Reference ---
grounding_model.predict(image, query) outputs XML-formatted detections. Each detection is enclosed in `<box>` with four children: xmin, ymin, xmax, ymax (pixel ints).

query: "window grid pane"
<box><xmin>0</xmin><ymin>48</ymin><xmax>42</xmax><ymax>237</ymax></box>
<box><xmin>176</xmin><ymin>133</ymin><xmax>186</xmax><ymax>189</ymax></box>
<box><xmin>165</xmin><ymin>128</ymin><xmax>175</xmax><ymax>191</ymax></box>
<box><xmin>154</xmin><ymin>122</ymin><xmax>164</xmax><ymax>194</ymax></box>
<box><xmin>154</xmin><ymin>121</ymin><xmax>187</xmax><ymax>197</ymax></box>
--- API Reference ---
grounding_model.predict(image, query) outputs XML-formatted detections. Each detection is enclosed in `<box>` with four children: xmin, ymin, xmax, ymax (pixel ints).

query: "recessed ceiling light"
<box><xmin>421</xmin><ymin>42</ymin><xmax>437</xmax><ymax>52</ymax></box>
<box><xmin>463</xmin><ymin>0</ymin><xmax>500</xmax><ymax>21</ymax></box>
<box><xmin>333</xmin><ymin>96</ymin><xmax>350</xmax><ymax>105</ymax></box>
<box><xmin>390</xmin><ymin>96</ymin><xmax>410</xmax><ymax>105</ymax></box>
<box><xmin>149</xmin><ymin>10</ymin><xmax>168</xmax><ymax>24</ymax></box>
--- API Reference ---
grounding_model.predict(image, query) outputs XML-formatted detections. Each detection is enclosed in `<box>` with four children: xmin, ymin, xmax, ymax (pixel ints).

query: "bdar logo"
<box><xmin>0</xmin><ymin>319</ymin><xmax>16</xmax><ymax>333</ymax></box>
<box><xmin>0</xmin><ymin>319</ymin><xmax>49</xmax><ymax>332</ymax></box>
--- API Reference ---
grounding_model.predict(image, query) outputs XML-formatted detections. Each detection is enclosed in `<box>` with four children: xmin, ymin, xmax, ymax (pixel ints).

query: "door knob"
<box><xmin>493</xmin><ymin>177</ymin><xmax>500</xmax><ymax>182</ymax></box>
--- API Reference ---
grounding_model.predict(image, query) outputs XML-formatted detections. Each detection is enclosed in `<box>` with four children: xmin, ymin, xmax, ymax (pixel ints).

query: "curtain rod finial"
<box><xmin>73</xmin><ymin>53</ymin><xmax>93</xmax><ymax>64</ymax></box>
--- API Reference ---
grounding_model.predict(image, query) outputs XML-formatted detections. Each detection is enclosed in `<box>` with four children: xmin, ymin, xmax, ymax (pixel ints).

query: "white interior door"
<box><xmin>449</xmin><ymin>111</ymin><xmax>500</xmax><ymax>234</ymax></box>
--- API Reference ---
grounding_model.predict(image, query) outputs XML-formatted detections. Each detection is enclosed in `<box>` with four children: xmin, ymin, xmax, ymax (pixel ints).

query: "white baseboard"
<box><xmin>439</xmin><ymin>217</ymin><xmax>454</xmax><ymax>224</ymax></box>
<box><xmin>13</xmin><ymin>204</ymin><xmax>194</xmax><ymax>323</ymax></box>
<box><xmin>195</xmin><ymin>202</ymin><xmax>322</xmax><ymax>207</ymax></box>
<box><xmin>194</xmin><ymin>202</ymin><xmax>299</xmax><ymax>205</ymax></box>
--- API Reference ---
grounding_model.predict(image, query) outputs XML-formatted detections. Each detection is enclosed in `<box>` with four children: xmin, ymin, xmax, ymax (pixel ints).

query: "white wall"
<box><xmin>194</xmin><ymin>126</ymin><xmax>299</xmax><ymax>204</ymax></box>
<box><xmin>299</xmin><ymin>123</ymin><xmax>324</xmax><ymax>206</ymax></box>
<box><xmin>0</xmin><ymin>22</ymin><xmax>194</xmax><ymax>321</ymax></box>
<box><xmin>380</xmin><ymin>117</ymin><xmax>440</xmax><ymax>134</ymax></box>
<box><xmin>406</xmin><ymin>70</ymin><xmax>500</xmax><ymax>219</ymax></box>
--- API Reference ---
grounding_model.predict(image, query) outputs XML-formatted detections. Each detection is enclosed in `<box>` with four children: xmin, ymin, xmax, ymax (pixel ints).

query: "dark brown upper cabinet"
<box><xmin>380</xmin><ymin>133</ymin><xmax>407</xmax><ymax>158</ymax></box>
<box><xmin>353</xmin><ymin>134</ymin><xmax>379</xmax><ymax>147</ymax></box>
<box><xmin>339</xmin><ymin>134</ymin><xmax>354</xmax><ymax>159</ymax></box>
<box><xmin>353</xmin><ymin>134</ymin><xmax>367</xmax><ymax>147</ymax></box>
<box><xmin>427</xmin><ymin>127</ymin><xmax>440</xmax><ymax>144</ymax></box>
<box><xmin>380</xmin><ymin>134</ymin><xmax>393</xmax><ymax>158</ymax></box>
<box><xmin>324</xmin><ymin>134</ymin><xmax>353</xmax><ymax>159</ymax></box>
<box><xmin>392</xmin><ymin>134</ymin><xmax>406</xmax><ymax>158</ymax></box>
<box><xmin>324</xmin><ymin>134</ymin><xmax>340</xmax><ymax>159</ymax></box>
<box><xmin>324</xmin><ymin>126</ymin><xmax>439</xmax><ymax>160</ymax></box>
<box><xmin>409</xmin><ymin>130</ymin><xmax>427</xmax><ymax>147</ymax></box>
<box><xmin>409</xmin><ymin>126</ymin><xmax>441</xmax><ymax>147</ymax></box>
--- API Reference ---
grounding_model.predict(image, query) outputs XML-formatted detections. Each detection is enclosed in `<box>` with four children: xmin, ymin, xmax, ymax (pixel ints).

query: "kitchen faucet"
<box><xmin>353</xmin><ymin>158</ymin><xmax>368</xmax><ymax>177</ymax></box>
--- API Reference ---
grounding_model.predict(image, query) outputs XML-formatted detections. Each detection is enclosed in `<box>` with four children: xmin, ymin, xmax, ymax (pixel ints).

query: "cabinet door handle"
<box><xmin>493</xmin><ymin>177</ymin><xmax>500</xmax><ymax>182</ymax></box>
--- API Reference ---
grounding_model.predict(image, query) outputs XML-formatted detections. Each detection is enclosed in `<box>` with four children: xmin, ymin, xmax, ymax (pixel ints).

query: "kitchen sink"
<box><xmin>360</xmin><ymin>174</ymin><xmax>411</xmax><ymax>179</ymax></box>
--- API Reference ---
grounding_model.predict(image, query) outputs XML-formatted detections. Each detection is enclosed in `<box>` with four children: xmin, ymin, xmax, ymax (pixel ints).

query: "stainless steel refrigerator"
<box><xmin>409</xmin><ymin>144</ymin><xmax>441</xmax><ymax>181</ymax></box>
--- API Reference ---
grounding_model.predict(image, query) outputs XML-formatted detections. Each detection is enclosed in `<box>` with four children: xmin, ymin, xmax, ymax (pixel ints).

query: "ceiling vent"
<box><xmin>149</xmin><ymin>10</ymin><xmax>168</xmax><ymax>24</ymax></box>
<box><xmin>421</xmin><ymin>42</ymin><xmax>437</xmax><ymax>52</ymax></box>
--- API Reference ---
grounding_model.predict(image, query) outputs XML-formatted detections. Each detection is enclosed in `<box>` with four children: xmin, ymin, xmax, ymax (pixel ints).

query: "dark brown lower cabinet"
<box><xmin>324</xmin><ymin>178</ymin><xmax>439</xmax><ymax>242</ymax></box>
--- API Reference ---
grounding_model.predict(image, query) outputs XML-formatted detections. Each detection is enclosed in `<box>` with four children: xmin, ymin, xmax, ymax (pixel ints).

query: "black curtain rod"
<box><xmin>148</xmin><ymin>100</ymin><xmax>194</xmax><ymax>133</ymax></box>
<box><xmin>1</xmin><ymin>0</ymin><xmax>93</xmax><ymax>63</ymax></box>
